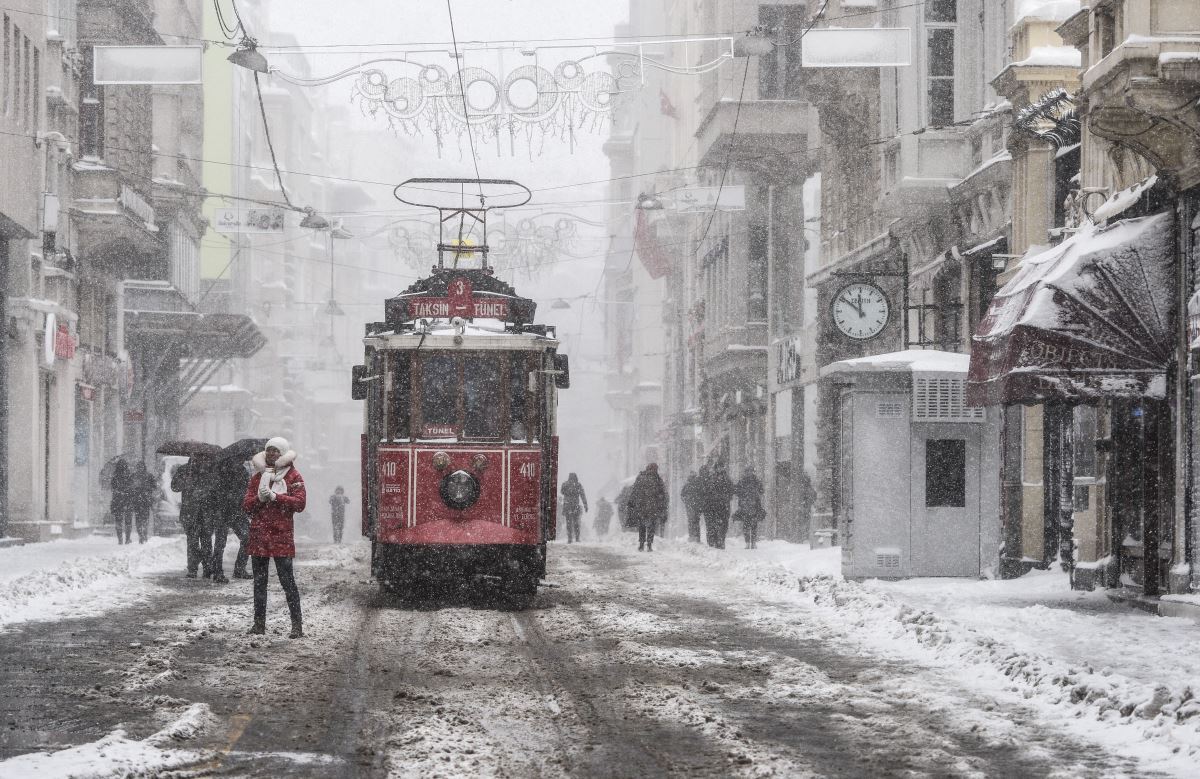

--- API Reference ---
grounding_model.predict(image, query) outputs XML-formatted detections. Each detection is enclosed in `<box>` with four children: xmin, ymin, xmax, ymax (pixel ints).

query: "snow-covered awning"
<box><xmin>967</xmin><ymin>212</ymin><xmax>1175</xmax><ymax>406</ymax></box>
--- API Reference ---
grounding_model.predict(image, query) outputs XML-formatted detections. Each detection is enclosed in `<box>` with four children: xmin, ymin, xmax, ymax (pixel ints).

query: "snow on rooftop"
<box><xmin>822</xmin><ymin>349</ymin><xmax>970</xmax><ymax>376</ymax></box>
<box><xmin>1012</xmin><ymin>45</ymin><xmax>1082</xmax><ymax>68</ymax></box>
<box><xmin>1013</xmin><ymin>0</ymin><xmax>1081</xmax><ymax>24</ymax></box>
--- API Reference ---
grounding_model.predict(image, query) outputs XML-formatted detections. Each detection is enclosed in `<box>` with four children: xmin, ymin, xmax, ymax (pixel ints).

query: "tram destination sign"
<box><xmin>406</xmin><ymin>297</ymin><xmax>510</xmax><ymax>320</ymax></box>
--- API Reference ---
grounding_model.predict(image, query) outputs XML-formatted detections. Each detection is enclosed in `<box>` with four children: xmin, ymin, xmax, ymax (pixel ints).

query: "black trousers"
<box><xmin>114</xmin><ymin>504</ymin><xmax>133</xmax><ymax>544</ymax></box>
<box><xmin>212</xmin><ymin>517</ymin><xmax>249</xmax><ymax>575</ymax></box>
<box><xmin>638</xmin><ymin>521</ymin><xmax>655</xmax><ymax>548</ymax></box>
<box><xmin>181</xmin><ymin>510</ymin><xmax>212</xmax><ymax>575</ymax></box>
<box><xmin>332</xmin><ymin>514</ymin><xmax>345</xmax><ymax>544</ymax></box>
<box><xmin>133</xmin><ymin>506</ymin><xmax>150</xmax><ymax>543</ymax></box>
<box><xmin>686</xmin><ymin>507</ymin><xmax>701</xmax><ymax>542</ymax></box>
<box><xmin>706</xmin><ymin>510</ymin><xmax>729</xmax><ymax>549</ymax></box>
<box><xmin>564</xmin><ymin>509</ymin><xmax>581</xmax><ymax>542</ymax></box>
<box><xmin>252</xmin><ymin>555</ymin><xmax>302</xmax><ymax>626</ymax></box>
<box><xmin>742</xmin><ymin>519</ymin><xmax>759</xmax><ymax>547</ymax></box>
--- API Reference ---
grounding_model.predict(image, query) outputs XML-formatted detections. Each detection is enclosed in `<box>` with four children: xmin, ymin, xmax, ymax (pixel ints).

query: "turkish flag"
<box><xmin>634</xmin><ymin>209</ymin><xmax>671</xmax><ymax>279</ymax></box>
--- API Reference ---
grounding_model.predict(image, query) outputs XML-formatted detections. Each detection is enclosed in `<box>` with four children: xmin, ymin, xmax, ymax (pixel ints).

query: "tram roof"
<box><xmin>364</xmin><ymin>318</ymin><xmax>558</xmax><ymax>352</ymax></box>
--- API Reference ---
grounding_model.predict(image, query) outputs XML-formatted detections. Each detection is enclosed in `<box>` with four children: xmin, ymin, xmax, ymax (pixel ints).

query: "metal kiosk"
<box><xmin>822</xmin><ymin>350</ymin><xmax>1001</xmax><ymax>580</ymax></box>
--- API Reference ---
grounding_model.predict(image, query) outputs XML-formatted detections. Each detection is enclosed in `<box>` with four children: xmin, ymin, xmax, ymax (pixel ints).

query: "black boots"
<box><xmin>289</xmin><ymin>621</ymin><xmax>304</xmax><ymax>639</ymax></box>
<box><xmin>247</xmin><ymin>621</ymin><xmax>266</xmax><ymax>635</ymax></box>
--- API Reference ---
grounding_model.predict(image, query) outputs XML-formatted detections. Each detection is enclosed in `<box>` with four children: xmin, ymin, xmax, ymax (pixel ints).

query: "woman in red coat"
<box><xmin>242</xmin><ymin>436</ymin><xmax>307</xmax><ymax>638</ymax></box>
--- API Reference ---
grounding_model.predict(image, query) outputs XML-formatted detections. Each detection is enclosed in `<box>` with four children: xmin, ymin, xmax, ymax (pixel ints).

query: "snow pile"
<box><xmin>662</xmin><ymin>540</ymin><xmax>1200</xmax><ymax>769</ymax></box>
<box><xmin>0</xmin><ymin>703</ymin><xmax>215</xmax><ymax>778</ymax></box>
<box><xmin>0</xmin><ymin>536</ymin><xmax>184</xmax><ymax>629</ymax></box>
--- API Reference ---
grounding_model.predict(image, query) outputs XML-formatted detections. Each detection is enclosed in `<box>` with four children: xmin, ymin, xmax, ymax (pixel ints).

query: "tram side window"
<box><xmin>510</xmin><ymin>354</ymin><xmax>529</xmax><ymax>442</ymax></box>
<box><xmin>390</xmin><ymin>353</ymin><xmax>411</xmax><ymax>440</ymax></box>
<box><xmin>463</xmin><ymin>354</ymin><xmax>502</xmax><ymax>438</ymax></box>
<box><xmin>420</xmin><ymin>354</ymin><xmax>458</xmax><ymax>431</ymax></box>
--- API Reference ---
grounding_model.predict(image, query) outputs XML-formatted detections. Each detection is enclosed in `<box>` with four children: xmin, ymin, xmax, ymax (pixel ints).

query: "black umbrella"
<box><xmin>217</xmin><ymin>437</ymin><xmax>268</xmax><ymax>463</ymax></box>
<box><xmin>155</xmin><ymin>440</ymin><xmax>221</xmax><ymax>457</ymax></box>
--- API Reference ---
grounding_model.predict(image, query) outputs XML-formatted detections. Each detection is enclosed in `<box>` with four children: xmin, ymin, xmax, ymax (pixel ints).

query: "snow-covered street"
<box><xmin>0</xmin><ymin>536</ymin><xmax>1195</xmax><ymax>778</ymax></box>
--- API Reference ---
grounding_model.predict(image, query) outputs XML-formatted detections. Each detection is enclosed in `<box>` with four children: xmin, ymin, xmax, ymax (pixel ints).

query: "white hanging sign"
<box><xmin>212</xmin><ymin>207</ymin><xmax>287</xmax><ymax>234</ymax></box>
<box><xmin>801</xmin><ymin>28</ymin><xmax>912</xmax><ymax>68</ymax></box>
<box><xmin>93</xmin><ymin>46</ymin><xmax>204</xmax><ymax>85</ymax></box>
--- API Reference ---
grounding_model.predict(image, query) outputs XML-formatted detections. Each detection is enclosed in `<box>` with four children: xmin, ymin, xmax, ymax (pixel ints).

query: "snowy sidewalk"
<box><xmin>0</xmin><ymin>534</ymin><xmax>186</xmax><ymax>631</ymax></box>
<box><xmin>638</xmin><ymin>537</ymin><xmax>1200</xmax><ymax>773</ymax></box>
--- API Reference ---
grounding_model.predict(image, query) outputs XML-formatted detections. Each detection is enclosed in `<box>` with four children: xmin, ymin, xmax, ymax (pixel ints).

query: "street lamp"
<box><xmin>636</xmin><ymin>193</ymin><xmax>665</xmax><ymax>210</ymax></box>
<box><xmin>299</xmin><ymin>208</ymin><xmax>330</xmax><ymax>230</ymax></box>
<box><xmin>227</xmin><ymin>42</ymin><xmax>270</xmax><ymax>74</ymax></box>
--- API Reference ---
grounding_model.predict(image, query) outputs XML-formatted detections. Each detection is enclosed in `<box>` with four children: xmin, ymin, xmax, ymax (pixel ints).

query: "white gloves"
<box><xmin>258</xmin><ymin>485</ymin><xmax>274</xmax><ymax>502</ymax></box>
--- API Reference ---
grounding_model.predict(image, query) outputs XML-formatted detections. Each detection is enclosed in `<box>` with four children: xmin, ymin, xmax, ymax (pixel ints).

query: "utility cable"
<box><xmin>445</xmin><ymin>0</ymin><xmax>484</xmax><ymax>204</ymax></box>
<box><xmin>252</xmin><ymin>71</ymin><xmax>296</xmax><ymax>209</ymax></box>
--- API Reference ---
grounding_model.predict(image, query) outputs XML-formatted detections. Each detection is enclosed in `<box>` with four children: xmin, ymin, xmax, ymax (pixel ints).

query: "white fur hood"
<box><xmin>251</xmin><ymin>449</ymin><xmax>297</xmax><ymax>473</ymax></box>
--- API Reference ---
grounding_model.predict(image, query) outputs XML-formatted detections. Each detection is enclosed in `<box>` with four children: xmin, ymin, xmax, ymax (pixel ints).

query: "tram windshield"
<box><xmin>387</xmin><ymin>351</ymin><xmax>538</xmax><ymax>442</ymax></box>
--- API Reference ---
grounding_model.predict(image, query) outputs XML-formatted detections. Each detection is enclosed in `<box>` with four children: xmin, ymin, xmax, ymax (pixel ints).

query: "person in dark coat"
<box><xmin>592</xmin><ymin>496</ymin><xmax>613</xmax><ymax>537</ymax></box>
<box><xmin>616</xmin><ymin>484</ymin><xmax>633</xmax><ymax>532</ymax></box>
<box><xmin>243</xmin><ymin>437</ymin><xmax>307</xmax><ymax>638</ymax></box>
<box><xmin>329</xmin><ymin>486</ymin><xmax>350</xmax><ymax>544</ymax></box>
<box><xmin>129</xmin><ymin>461</ymin><xmax>158</xmax><ymax>544</ymax></box>
<box><xmin>705</xmin><ymin>462</ymin><xmax>734</xmax><ymax>549</ymax></box>
<box><xmin>681</xmin><ymin>469</ymin><xmax>703</xmax><ymax>543</ymax></box>
<box><xmin>734</xmin><ymin>467</ymin><xmax>765</xmax><ymax>549</ymax></box>
<box><xmin>559</xmin><ymin>473</ymin><xmax>588</xmax><ymax>543</ymax></box>
<box><xmin>628</xmin><ymin>463</ymin><xmax>668</xmax><ymax>552</ymax></box>
<box><xmin>209</xmin><ymin>458</ymin><xmax>252</xmax><ymax>583</ymax></box>
<box><xmin>172</xmin><ymin>454</ymin><xmax>216</xmax><ymax>577</ymax></box>
<box><xmin>110</xmin><ymin>460</ymin><xmax>136</xmax><ymax>545</ymax></box>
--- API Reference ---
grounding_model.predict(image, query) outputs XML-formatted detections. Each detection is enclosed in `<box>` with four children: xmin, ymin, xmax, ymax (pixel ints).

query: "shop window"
<box><xmin>926</xmin><ymin>439</ymin><xmax>966</xmax><ymax>507</ymax></box>
<box><xmin>1001</xmin><ymin>405</ymin><xmax>1023</xmax><ymax>484</ymax></box>
<box><xmin>1072</xmin><ymin>405</ymin><xmax>1097</xmax><ymax>477</ymax></box>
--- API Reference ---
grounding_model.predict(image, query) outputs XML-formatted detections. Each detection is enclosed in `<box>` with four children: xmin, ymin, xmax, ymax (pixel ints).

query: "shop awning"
<box><xmin>124</xmin><ymin>282</ymin><xmax>266</xmax><ymax>360</ymax></box>
<box><xmin>966</xmin><ymin>212</ymin><xmax>1175</xmax><ymax>406</ymax></box>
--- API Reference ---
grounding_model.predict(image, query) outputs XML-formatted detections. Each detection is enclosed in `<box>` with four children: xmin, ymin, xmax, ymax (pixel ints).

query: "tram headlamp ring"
<box><xmin>432</xmin><ymin>451</ymin><xmax>451</xmax><ymax>470</ymax></box>
<box><xmin>471</xmin><ymin>453</ymin><xmax>488</xmax><ymax>472</ymax></box>
<box><xmin>440</xmin><ymin>469</ymin><xmax>481</xmax><ymax>511</ymax></box>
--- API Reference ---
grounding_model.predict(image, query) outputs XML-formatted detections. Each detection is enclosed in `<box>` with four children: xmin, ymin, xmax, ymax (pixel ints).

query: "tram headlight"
<box><xmin>440</xmin><ymin>469</ymin><xmax>481</xmax><ymax>511</ymax></box>
<box><xmin>471</xmin><ymin>453</ymin><xmax>488</xmax><ymax>472</ymax></box>
<box><xmin>432</xmin><ymin>451</ymin><xmax>451</xmax><ymax>470</ymax></box>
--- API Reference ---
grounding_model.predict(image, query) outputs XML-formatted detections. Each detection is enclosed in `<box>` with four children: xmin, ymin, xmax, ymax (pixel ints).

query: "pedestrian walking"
<box><xmin>616</xmin><ymin>484</ymin><xmax>633</xmax><ymax>531</ymax></box>
<box><xmin>705</xmin><ymin>462</ymin><xmax>733</xmax><ymax>549</ymax></box>
<box><xmin>242</xmin><ymin>437</ymin><xmax>307</xmax><ymax>638</ymax></box>
<box><xmin>734</xmin><ymin>467</ymin><xmax>765</xmax><ymax>549</ymax></box>
<box><xmin>209</xmin><ymin>458</ymin><xmax>252</xmax><ymax>583</ymax></box>
<box><xmin>329</xmin><ymin>486</ymin><xmax>350</xmax><ymax>543</ymax></box>
<box><xmin>628</xmin><ymin>463</ymin><xmax>668</xmax><ymax>552</ymax></box>
<box><xmin>109</xmin><ymin>460</ymin><xmax>136</xmax><ymax>545</ymax></box>
<box><xmin>172</xmin><ymin>454</ymin><xmax>216</xmax><ymax>577</ymax></box>
<box><xmin>559</xmin><ymin>473</ymin><xmax>588</xmax><ymax>543</ymax></box>
<box><xmin>130</xmin><ymin>461</ymin><xmax>158</xmax><ymax>544</ymax></box>
<box><xmin>593</xmin><ymin>496</ymin><xmax>613</xmax><ymax>537</ymax></box>
<box><xmin>681</xmin><ymin>469</ymin><xmax>703</xmax><ymax>543</ymax></box>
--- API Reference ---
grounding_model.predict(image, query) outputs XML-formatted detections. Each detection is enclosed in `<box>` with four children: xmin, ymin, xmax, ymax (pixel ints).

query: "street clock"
<box><xmin>831</xmin><ymin>281</ymin><xmax>890</xmax><ymax>340</ymax></box>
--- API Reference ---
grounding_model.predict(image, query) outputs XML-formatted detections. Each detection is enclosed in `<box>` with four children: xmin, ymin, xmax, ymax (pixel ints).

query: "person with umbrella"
<box><xmin>207</xmin><ymin>438</ymin><xmax>263</xmax><ymax>583</ymax></box>
<box><xmin>243</xmin><ymin>437</ymin><xmax>307</xmax><ymax>638</ymax></box>
<box><xmin>170</xmin><ymin>452</ymin><xmax>217</xmax><ymax>577</ymax></box>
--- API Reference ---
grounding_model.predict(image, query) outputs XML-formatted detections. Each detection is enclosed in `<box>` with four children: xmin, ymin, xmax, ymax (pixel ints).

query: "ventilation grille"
<box><xmin>876</xmin><ymin>401</ymin><xmax>904</xmax><ymax>418</ymax></box>
<box><xmin>912</xmin><ymin>377</ymin><xmax>985</xmax><ymax>422</ymax></box>
<box><xmin>875</xmin><ymin>552</ymin><xmax>901</xmax><ymax>569</ymax></box>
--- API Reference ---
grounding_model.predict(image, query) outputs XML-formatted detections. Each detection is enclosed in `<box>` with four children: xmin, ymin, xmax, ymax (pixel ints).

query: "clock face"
<box><xmin>832</xmin><ymin>282</ymin><xmax>890</xmax><ymax>340</ymax></box>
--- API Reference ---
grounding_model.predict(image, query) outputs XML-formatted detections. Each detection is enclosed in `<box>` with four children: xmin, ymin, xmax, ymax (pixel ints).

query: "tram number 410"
<box><xmin>519</xmin><ymin>462</ymin><xmax>537</xmax><ymax>480</ymax></box>
<box><xmin>382</xmin><ymin>460</ymin><xmax>399</xmax><ymax>479</ymax></box>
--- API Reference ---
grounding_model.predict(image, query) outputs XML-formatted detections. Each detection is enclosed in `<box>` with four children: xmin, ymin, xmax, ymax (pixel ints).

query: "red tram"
<box><xmin>351</xmin><ymin>179</ymin><xmax>568</xmax><ymax>601</ymax></box>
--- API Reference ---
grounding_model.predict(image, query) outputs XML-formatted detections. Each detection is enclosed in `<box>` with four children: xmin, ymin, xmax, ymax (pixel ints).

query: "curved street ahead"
<box><xmin>0</xmin><ymin>540</ymin><xmax>1178</xmax><ymax>778</ymax></box>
